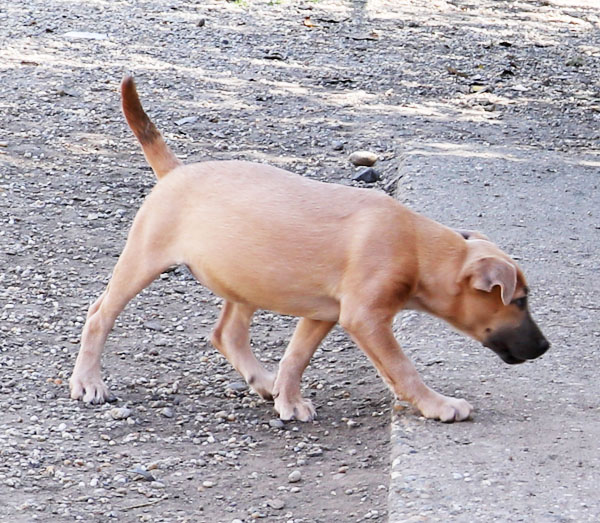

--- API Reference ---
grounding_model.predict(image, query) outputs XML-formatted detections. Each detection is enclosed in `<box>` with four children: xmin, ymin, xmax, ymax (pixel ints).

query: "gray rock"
<box><xmin>175</xmin><ymin>116</ymin><xmax>199</xmax><ymax>126</ymax></box>
<box><xmin>269</xmin><ymin>419</ymin><xmax>285</xmax><ymax>429</ymax></box>
<box><xmin>227</xmin><ymin>381</ymin><xmax>249</xmax><ymax>393</ymax></box>
<box><xmin>352</xmin><ymin>168</ymin><xmax>380</xmax><ymax>183</ymax></box>
<box><xmin>130</xmin><ymin>466</ymin><xmax>155</xmax><ymax>482</ymax></box>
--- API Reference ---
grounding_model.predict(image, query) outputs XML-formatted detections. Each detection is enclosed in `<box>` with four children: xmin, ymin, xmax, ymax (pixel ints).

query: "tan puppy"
<box><xmin>69</xmin><ymin>77</ymin><xmax>549</xmax><ymax>422</ymax></box>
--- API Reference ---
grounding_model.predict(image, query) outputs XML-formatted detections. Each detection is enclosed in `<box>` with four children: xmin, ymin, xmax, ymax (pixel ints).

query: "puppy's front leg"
<box><xmin>342</xmin><ymin>315</ymin><xmax>473</xmax><ymax>422</ymax></box>
<box><xmin>273</xmin><ymin>318</ymin><xmax>335</xmax><ymax>422</ymax></box>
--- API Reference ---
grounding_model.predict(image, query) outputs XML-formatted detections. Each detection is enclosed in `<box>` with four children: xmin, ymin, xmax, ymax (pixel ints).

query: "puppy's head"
<box><xmin>452</xmin><ymin>239</ymin><xmax>550</xmax><ymax>364</ymax></box>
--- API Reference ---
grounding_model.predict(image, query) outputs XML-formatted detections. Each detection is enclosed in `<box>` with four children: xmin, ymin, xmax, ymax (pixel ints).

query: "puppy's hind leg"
<box><xmin>211</xmin><ymin>301</ymin><xmax>275</xmax><ymax>400</ymax></box>
<box><xmin>70</xmin><ymin>239</ymin><xmax>172</xmax><ymax>404</ymax></box>
<box><xmin>273</xmin><ymin>318</ymin><xmax>335</xmax><ymax>422</ymax></box>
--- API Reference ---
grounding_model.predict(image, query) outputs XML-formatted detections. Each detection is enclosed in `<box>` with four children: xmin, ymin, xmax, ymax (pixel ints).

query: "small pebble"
<box><xmin>109</xmin><ymin>407</ymin><xmax>131</xmax><ymax>420</ymax></box>
<box><xmin>161</xmin><ymin>407</ymin><xmax>174</xmax><ymax>418</ymax></box>
<box><xmin>348</xmin><ymin>150</ymin><xmax>378</xmax><ymax>167</ymax></box>
<box><xmin>288</xmin><ymin>470</ymin><xmax>302</xmax><ymax>483</ymax></box>
<box><xmin>144</xmin><ymin>321</ymin><xmax>163</xmax><ymax>332</ymax></box>
<box><xmin>215</xmin><ymin>410</ymin><xmax>228</xmax><ymax>420</ymax></box>
<box><xmin>267</xmin><ymin>498</ymin><xmax>285</xmax><ymax>510</ymax></box>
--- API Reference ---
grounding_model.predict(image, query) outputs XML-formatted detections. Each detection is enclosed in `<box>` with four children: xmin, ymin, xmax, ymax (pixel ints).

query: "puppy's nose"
<box><xmin>537</xmin><ymin>338</ymin><xmax>550</xmax><ymax>355</ymax></box>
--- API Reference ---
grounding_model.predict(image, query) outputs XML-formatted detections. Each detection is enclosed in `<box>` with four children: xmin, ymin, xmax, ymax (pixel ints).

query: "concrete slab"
<box><xmin>388</xmin><ymin>144</ymin><xmax>600</xmax><ymax>522</ymax></box>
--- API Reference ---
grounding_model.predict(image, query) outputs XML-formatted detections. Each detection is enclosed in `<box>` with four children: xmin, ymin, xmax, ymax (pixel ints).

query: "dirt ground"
<box><xmin>0</xmin><ymin>0</ymin><xmax>598</xmax><ymax>522</ymax></box>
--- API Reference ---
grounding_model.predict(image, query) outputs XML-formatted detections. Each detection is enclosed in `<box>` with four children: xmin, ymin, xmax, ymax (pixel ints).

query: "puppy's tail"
<box><xmin>121</xmin><ymin>76</ymin><xmax>182</xmax><ymax>179</ymax></box>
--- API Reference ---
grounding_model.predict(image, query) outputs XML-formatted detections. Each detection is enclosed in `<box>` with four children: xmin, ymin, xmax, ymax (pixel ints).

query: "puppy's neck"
<box><xmin>406</xmin><ymin>218</ymin><xmax>466</xmax><ymax>320</ymax></box>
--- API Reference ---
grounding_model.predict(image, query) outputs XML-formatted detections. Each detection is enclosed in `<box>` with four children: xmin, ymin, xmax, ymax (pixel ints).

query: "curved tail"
<box><xmin>120</xmin><ymin>76</ymin><xmax>182</xmax><ymax>179</ymax></box>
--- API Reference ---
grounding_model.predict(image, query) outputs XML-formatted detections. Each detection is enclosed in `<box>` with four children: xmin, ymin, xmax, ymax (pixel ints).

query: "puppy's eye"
<box><xmin>512</xmin><ymin>297</ymin><xmax>527</xmax><ymax>309</ymax></box>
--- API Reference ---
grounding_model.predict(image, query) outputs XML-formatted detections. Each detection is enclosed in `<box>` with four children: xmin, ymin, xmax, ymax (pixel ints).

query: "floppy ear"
<box><xmin>463</xmin><ymin>256</ymin><xmax>517</xmax><ymax>305</ymax></box>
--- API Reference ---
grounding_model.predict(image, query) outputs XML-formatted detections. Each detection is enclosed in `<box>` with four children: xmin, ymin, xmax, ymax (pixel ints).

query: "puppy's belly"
<box><xmin>190</xmin><ymin>264</ymin><xmax>341</xmax><ymax>321</ymax></box>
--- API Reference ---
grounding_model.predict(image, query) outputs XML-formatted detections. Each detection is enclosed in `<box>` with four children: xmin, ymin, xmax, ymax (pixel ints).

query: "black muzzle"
<box><xmin>483</xmin><ymin>313</ymin><xmax>550</xmax><ymax>364</ymax></box>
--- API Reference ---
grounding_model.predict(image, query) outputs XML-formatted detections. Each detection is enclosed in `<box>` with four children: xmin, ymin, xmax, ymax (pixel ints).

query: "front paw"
<box><xmin>69</xmin><ymin>373</ymin><xmax>115</xmax><ymax>404</ymax></box>
<box><xmin>274</xmin><ymin>394</ymin><xmax>316</xmax><ymax>422</ymax></box>
<box><xmin>418</xmin><ymin>395</ymin><xmax>473</xmax><ymax>423</ymax></box>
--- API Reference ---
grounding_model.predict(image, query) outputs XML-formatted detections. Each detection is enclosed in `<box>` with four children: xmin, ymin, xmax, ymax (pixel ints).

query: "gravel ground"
<box><xmin>1</xmin><ymin>0</ymin><xmax>598</xmax><ymax>522</ymax></box>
